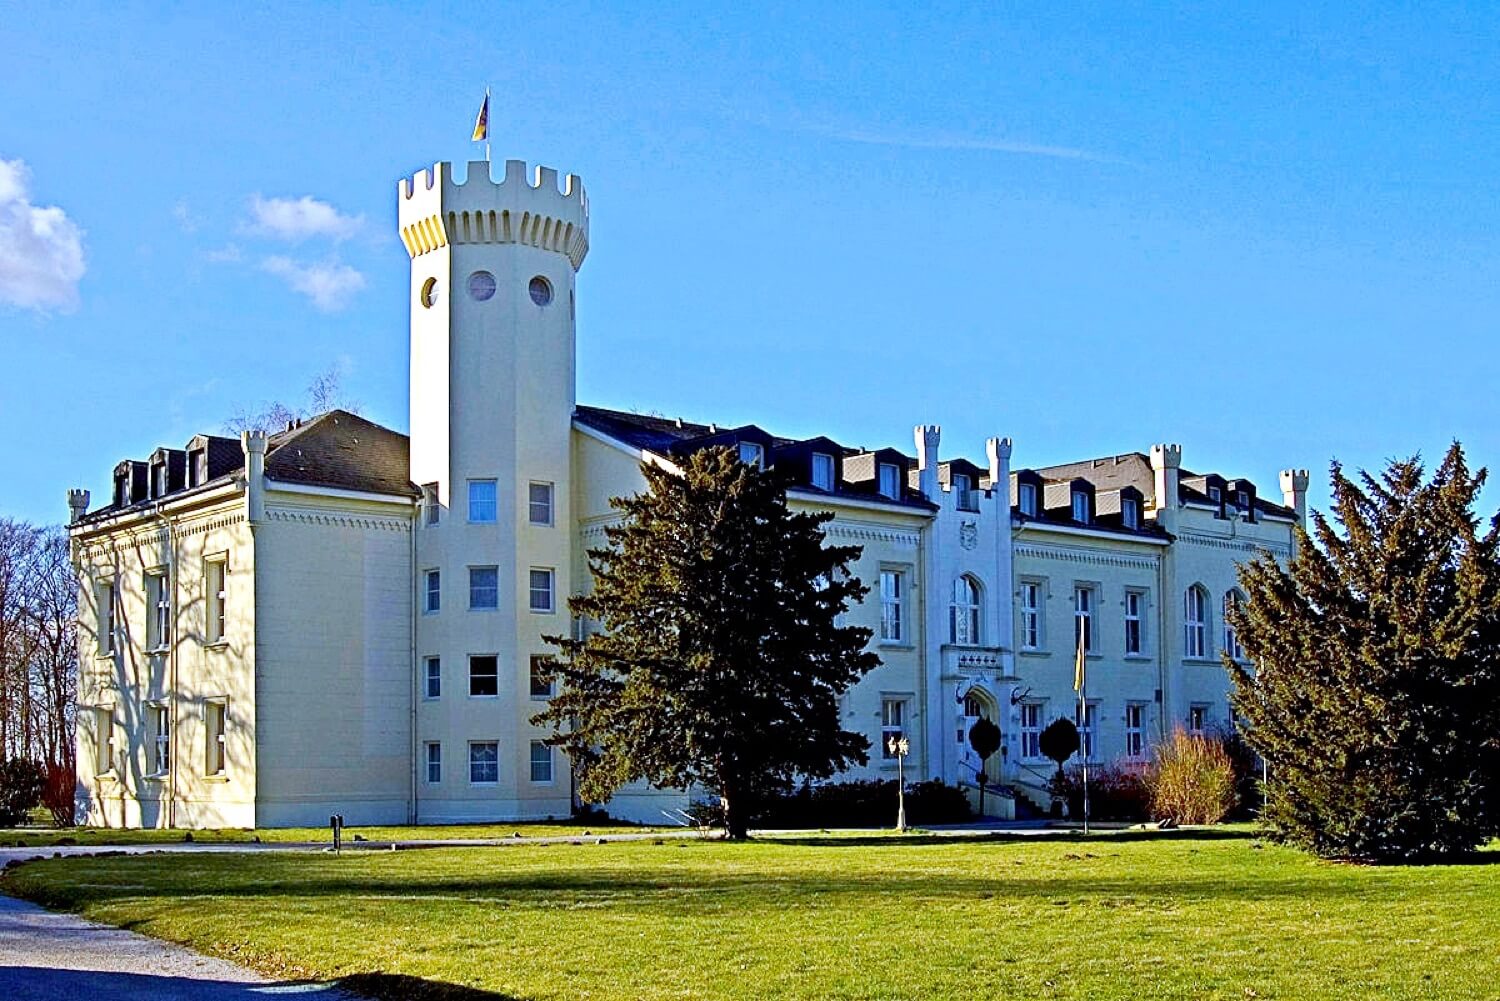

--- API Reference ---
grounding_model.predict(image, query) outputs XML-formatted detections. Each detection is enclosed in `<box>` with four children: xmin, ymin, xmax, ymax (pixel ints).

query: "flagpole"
<box><xmin>1079</xmin><ymin>626</ymin><xmax>1090</xmax><ymax>836</ymax></box>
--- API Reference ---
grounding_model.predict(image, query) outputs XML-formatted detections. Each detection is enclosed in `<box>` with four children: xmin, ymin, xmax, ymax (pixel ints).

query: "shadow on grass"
<box><xmin>339</xmin><ymin>972</ymin><xmax>531</xmax><ymax>1001</ymax></box>
<box><xmin>766</xmin><ymin>826</ymin><xmax>1262</xmax><ymax>849</ymax></box>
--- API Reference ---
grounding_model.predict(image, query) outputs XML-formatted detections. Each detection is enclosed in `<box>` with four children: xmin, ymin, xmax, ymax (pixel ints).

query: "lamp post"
<box><xmin>887</xmin><ymin>735</ymin><xmax>910</xmax><ymax>833</ymax></box>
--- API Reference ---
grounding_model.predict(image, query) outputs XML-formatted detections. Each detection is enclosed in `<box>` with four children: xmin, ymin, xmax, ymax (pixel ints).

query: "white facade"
<box><xmin>68</xmin><ymin>152</ymin><xmax>1305</xmax><ymax>828</ymax></box>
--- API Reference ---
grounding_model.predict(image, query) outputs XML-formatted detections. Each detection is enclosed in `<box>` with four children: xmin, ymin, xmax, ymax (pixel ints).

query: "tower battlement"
<box><xmin>397</xmin><ymin>160</ymin><xmax>589</xmax><ymax>270</ymax></box>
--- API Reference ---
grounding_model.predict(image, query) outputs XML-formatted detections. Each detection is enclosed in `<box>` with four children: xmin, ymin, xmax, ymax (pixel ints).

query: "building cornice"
<box><xmin>266</xmin><ymin>479</ymin><xmax>419</xmax><ymax>507</ymax></box>
<box><xmin>1015</xmin><ymin>540</ymin><xmax>1161</xmax><ymax>572</ymax></box>
<box><xmin>1014</xmin><ymin>520</ymin><xmax>1170</xmax><ymax>547</ymax></box>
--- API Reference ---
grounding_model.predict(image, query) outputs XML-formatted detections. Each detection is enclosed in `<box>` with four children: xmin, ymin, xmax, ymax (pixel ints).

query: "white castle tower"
<box><xmin>399</xmin><ymin>158</ymin><xmax>589</xmax><ymax>820</ymax></box>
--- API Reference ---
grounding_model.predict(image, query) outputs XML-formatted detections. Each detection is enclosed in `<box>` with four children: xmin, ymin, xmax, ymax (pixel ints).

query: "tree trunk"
<box><xmin>720</xmin><ymin>785</ymin><xmax>750</xmax><ymax>840</ymax></box>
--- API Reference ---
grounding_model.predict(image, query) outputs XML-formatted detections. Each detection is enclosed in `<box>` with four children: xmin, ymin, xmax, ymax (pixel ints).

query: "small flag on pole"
<box><xmin>1073</xmin><ymin>627</ymin><xmax>1086</xmax><ymax>692</ymax></box>
<box><xmin>471</xmin><ymin>93</ymin><xmax>490</xmax><ymax>142</ymax></box>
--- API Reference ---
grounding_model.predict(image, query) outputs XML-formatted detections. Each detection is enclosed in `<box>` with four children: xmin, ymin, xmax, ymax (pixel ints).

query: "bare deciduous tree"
<box><xmin>223</xmin><ymin>364</ymin><xmax>361</xmax><ymax>435</ymax></box>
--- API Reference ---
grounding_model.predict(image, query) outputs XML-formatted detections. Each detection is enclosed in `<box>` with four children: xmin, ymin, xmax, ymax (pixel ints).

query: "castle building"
<box><xmin>66</xmin><ymin>154</ymin><xmax>1306</xmax><ymax>828</ymax></box>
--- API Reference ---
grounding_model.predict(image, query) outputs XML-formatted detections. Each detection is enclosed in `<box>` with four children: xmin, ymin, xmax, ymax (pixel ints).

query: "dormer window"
<box><xmin>152</xmin><ymin>463</ymin><xmax>168</xmax><ymax>499</ymax></box>
<box><xmin>1071</xmin><ymin>491</ymin><xmax>1091</xmax><ymax>524</ymax></box>
<box><xmin>878</xmin><ymin>463</ymin><xmax>900</xmax><ymax>500</ymax></box>
<box><xmin>191</xmin><ymin>450</ymin><xmax>208</xmax><ymax>488</ymax></box>
<box><xmin>1019</xmin><ymin>482</ymin><xmax>1037</xmax><ymax>517</ymax></box>
<box><xmin>114</xmin><ymin>474</ymin><xmax>128</xmax><ymax>508</ymax></box>
<box><xmin>811</xmin><ymin>452</ymin><xmax>835</xmax><ymax>491</ymax></box>
<box><xmin>738</xmin><ymin>442</ymin><xmax>764</xmax><ymax>470</ymax></box>
<box><xmin>954</xmin><ymin>474</ymin><xmax>976</xmax><ymax>512</ymax></box>
<box><xmin>1236</xmin><ymin>490</ymin><xmax>1249</xmax><ymax>511</ymax></box>
<box><xmin>1208</xmin><ymin>486</ymin><xmax>1221</xmax><ymax>503</ymax></box>
<box><xmin>1122</xmin><ymin>497</ymin><xmax>1139</xmax><ymax>529</ymax></box>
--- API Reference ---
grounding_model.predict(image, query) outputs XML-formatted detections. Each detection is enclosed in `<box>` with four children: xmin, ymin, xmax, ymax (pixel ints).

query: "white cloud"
<box><xmin>248</xmin><ymin>194</ymin><xmax>362</xmax><ymax>242</ymax></box>
<box><xmin>172</xmin><ymin>199</ymin><xmax>199</xmax><ymax>234</ymax></box>
<box><xmin>0</xmin><ymin>158</ymin><xmax>86</xmax><ymax>311</ymax></box>
<box><xmin>823</xmin><ymin>127</ymin><xmax>1127</xmax><ymax>164</ymax></box>
<box><xmin>261</xmin><ymin>255</ymin><xmax>366</xmax><ymax>312</ymax></box>
<box><xmin>204</xmin><ymin>243</ymin><xmax>242</xmax><ymax>263</ymax></box>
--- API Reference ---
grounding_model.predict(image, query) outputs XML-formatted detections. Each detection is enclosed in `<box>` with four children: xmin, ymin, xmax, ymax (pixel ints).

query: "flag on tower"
<box><xmin>471</xmin><ymin>93</ymin><xmax>489</xmax><ymax>142</ymax></box>
<box><xmin>1073</xmin><ymin>626</ymin><xmax>1086</xmax><ymax>692</ymax></box>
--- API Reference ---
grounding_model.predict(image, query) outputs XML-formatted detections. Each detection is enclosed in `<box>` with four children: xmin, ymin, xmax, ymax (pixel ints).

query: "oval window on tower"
<box><xmin>528</xmin><ymin>275</ymin><xmax>553</xmax><ymax>307</ymax></box>
<box><xmin>420</xmin><ymin>277</ymin><xmax>440</xmax><ymax>308</ymax></box>
<box><xmin>467</xmin><ymin>271</ymin><xmax>496</xmax><ymax>301</ymax></box>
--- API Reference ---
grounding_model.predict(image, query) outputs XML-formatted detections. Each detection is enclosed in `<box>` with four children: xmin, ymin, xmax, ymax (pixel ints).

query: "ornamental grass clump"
<box><xmin>1148</xmin><ymin>728</ymin><xmax>1236</xmax><ymax>825</ymax></box>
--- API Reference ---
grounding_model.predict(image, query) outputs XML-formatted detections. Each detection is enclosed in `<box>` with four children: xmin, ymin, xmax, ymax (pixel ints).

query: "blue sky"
<box><xmin>4</xmin><ymin>2</ymin><xmax>1499</xmax><ymax>526</ymax></box>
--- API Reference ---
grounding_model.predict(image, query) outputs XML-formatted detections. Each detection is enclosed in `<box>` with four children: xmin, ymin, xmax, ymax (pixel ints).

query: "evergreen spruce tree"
<box><xmin>533</xmin><ymin>447</ymin><xmax>879</xmax><ymax>839</ymax></box>
<box><xmin>1229</xmin><ymin>444</ymin><xmax>1500</xmax><ymax>861</ymax></box>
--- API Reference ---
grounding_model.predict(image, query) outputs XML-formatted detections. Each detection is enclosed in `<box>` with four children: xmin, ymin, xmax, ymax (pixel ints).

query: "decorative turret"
<box><xmin>914</xmin><ymin>425</ymin><xmax>941</xmax><ymax>502</ymax></box>
<box><xmin>67</xmin><ymin>489</ymin><xmax>89</xmax><ymax>524</ymax></box>
<box><xmin>1280</xmin><ymin>468</ymin><xmax>1310</xmax><ymax>526</ymax></box>
<box><xmin>242</xmin><ymin>430</ymin><xmax>267</xmax><ymax>526</ymax></box>
<box><xmin>1150</xmin><ymin>443</ymin><xmax>1183</xmax><ymax>512</ymax></box>
<box><xmin>985</xmin><ymin>436</ymin><xmax>1012</xmax><ymax>487</ymax></box>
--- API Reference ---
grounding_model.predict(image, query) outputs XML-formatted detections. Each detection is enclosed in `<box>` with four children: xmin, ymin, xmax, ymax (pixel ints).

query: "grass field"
<box><xmin>0</xmin><ymin>820</ymin><xmax>662</xmax><ymax>848</ymax></box>
<box><xmin>3</xmin><ymin>828</ymin><xmax>1497</xmax><ymax>1001</ymax></box>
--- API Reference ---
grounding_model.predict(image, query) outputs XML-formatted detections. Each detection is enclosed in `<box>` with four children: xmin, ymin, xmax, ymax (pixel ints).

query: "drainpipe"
<box><xmin>409</xmin><ymin>499</ymin><xmax>419</xmax><ymax>825</ymax></box>
<box><xmin>151</xmin><ymin>500</ymin><xmax>179</xmax><ymax>830</ymax></box>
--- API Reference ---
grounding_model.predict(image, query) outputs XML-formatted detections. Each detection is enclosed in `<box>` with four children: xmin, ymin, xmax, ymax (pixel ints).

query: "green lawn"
<box><xmin>0</xmin><ymin>820</ymin><xmax>662</xmax><ymax>848</ymax></box>
<box><xmin>3</xmin><ymin>829</ymin><xmax>1497</xmax><ymax>1001</ymax></box>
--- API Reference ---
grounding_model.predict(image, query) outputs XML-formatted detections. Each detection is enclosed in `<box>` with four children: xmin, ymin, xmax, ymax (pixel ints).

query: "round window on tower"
<box><xmin>467</xmin><ymin>271</ymin><xmax>496</xmax><ymax>301</ymax></box>
<box><xmin>420</xmin><ymin>277</ymin><xmax>440</xmax><ymax>308</ymax></box>
<box><xmin>528</xmin><ymin>275</ymin><xmax>553</xmax><ymax>307</ymax></box>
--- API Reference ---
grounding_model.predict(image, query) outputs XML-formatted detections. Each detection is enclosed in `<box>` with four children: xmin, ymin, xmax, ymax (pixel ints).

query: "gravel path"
<box><xmin>0</xmin><ymin>893</ymin><xmax>355</xmax><ymax>1000</ymax></box>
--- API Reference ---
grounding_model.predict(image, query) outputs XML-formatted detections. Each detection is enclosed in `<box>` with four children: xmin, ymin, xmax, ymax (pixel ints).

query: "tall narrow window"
<box><xmin>147</xmin><ymin>571</ymin><xmax>171</xmax><ymax>650</ymax></box>
<box><xmin>880</xmin><ymin>698</ymin><xmax>907</xmax><ymax>758</ymax></box>
<box><xmin>425</xmin><ymin>742</ymin><xmax>442</xmax><ymax>783</ymax></box>
<box><xmin>1075</xmin><ymin>702</ymin><xmax>1097</xmax><ymax>761</ymax></box>
<box><xmin>1071</xmin><ymin>491</ymin><xmax>1091</xmax><ymax>524</ymax></box>
<box><xmin>811</xmin><ymin>452</ymin><xmax>835</xmax><ymax>491</ymax></box>
<box><xmin>878</xmin><ymin>463</ymin><xmax>900</xmax><ymax>499</ymax></box>
<box><xmin>96</xmin><ymin>580</ymin><xmax>116</xmax><ymax>655</ymax></box>
<box><xmin>1073</xmin><ymin>585</ymin><xmax>1095</xmax><ymax>652</ymax></box>
<box><xmin>1019</xmin><ymin>581</ymin><xmax>1042</xmax><ymax>650</ymax></box>
<box><xmin>1189</xmin><ymin>704</ymin><xmax>1208</xmax><ymax>734</ymax></box>
<box><xmin>1125</xmin><ymin>703</ymin><xmax>1146</xmax><ymax>758</ymax></box>
<box><xmin>424</xmin><ymin>569</ymin><xmax>441</xmax><ymax>613</ymax></box>
<box><xmin>954</xmin><ymin>473</ymin><xmax>975</xmax><ymax>511</ymax></box>
<box><xmin>469</xmin><ymin>655</ymin><xmax>499</xmax><ymax>697</ymax></box>
<box><xmin>529</xmin><ymin>568</ymin><xmax>555</xmax><ymax>613</ymax></box>
<box><xmin>738</xmin><ymin>442</ymin><xmax>764</xmax><ymax>469</ymax></box>
<box><xmin>469</xmin><ymin>742</ymin><xmax>499</xmax><ymax>784</ymax></box>
<box><xmin>1124</xmin><ymin>590</ymin><xmax>1145</xmax><ymax>655</ymax></box>
<box><xmin>96</xmin><ymin>707</ymin><xmax>116</xmax><ymax>775</ymax></box>
<box><xmin>1019</xmin><ymin>482</ymin><xmax>1037</xmax><ymax>517</ymax></box>
<box><xmin>528</xmin><ymin>481</ymin><xmax>554</xmax><ymax>525</ymax></box>
<box><xmin>467</xmin><ymin>479</ymin><xmax>497</xmax><ymax>523</ymax></box>
<box><xmin>205</xmin><ymin>559</ymin><xmax>227</xmax><ymax>643</ymax></box>
<box><xmin>424</xmin><ymin>656</ymin><xmax>441</xmax><ymax>699</ymax></box>
<box><xmin>879</xmin><ymin>571</ymin><xmax>903</xmax><ymax>642</ymax></box>
<box><xmin>530</xmin><ymin>655</ymin><xmax>554</xmax><ymax>699</ymax></box>
<box><xmin>950</xmin><ymin>576</ymin><xmax>981</xmax><ymax>645</ymax></box>
<box><xmin>192</xmin><ymin>449</ymin><xmax>208</xmax><ymax>487</ymax></box>
<box><xmin>205</xmin><ymin>701</ymin><xmax>227</xmax><ymax>776</ymax></box>
<box><xmin>1184</xmin><ymin>586</ymin><xmax>1207</xmax><ymax>658</ymax></box>
<box><xmin>148</xmin><ymin>704</ymin><xmax>170</xmax><ymax>774</ymax></box>
<box><xmin>530</xmin><ymin>740</ymin><xmax>554</xmax><ymax>783</ymax></box>
<box><xmin>1223</xmin><ymin>592</ymin><xmax>1245</xmax><ymax>661</ymax></box>
<box><xmin>1020</xmin><ymin>703</ymin><xmax>1043</xmax><ymax>759</ymax></box>
<box><xmin>469</xmin><ymin>567</ymin><xmax>499</xmax><ymax>610</ymax></box>
<box><xmin>422</xmin><ymin>482</ymin><xmax>440</xmax><ymax>526</ymax></box>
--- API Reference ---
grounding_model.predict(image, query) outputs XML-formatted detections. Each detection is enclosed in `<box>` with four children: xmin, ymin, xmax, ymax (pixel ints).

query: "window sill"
<box><xmin>96</xmin><ymin>771</ymin><xmax>119</xmax><ymax>783</ymax></box>
<box><xmin>469</xmin><ymin>781</ymin><xmax>499</xmax><ymax>788</ymax></box>
<box><xmin>1018</xmin><ymin>649</ymin><xmax>1050</xmax><ymax>657</ymax></box>
<box><xmin>529</xmin><ymin>694</ymin><xmax>553</xmax><ymax>702</ymax></box>
<box><xmin>1123</xmin><ymin>653</ymin><xmax>1152</xmax><ymax>662</ymax></box>
<box><xmin>529</xmin><ymin>610</ymin><xmax>556</xmax><ymax>616</ymax></box>
<box><xmin>144</xmin><ymin>772</ymin><xmax>169</xmax><ymax>783</ymax></box>
<box><xmin>145</xmin><ymin>646</ymin><xmax>171</xmax><ymax>656</ymax></box>
<box><xmin>95</xmin><ymin>652</ymin><xmax>118</xmax><ymax>662</ymax></box>
<box><xmin>468</xmin><ymin>608</ymin><xmax>500</xmax><ymax>614</ymax></box>
<box><xmin>468</xmin><ymin>694</ymin><xmax>499</xmax><ymax>700</ymax></box>
<box><xmin>1183</xmin><ymin>657</ymin><xmax>1223</xmax><ymax>666</ymax></box>
<box><xmin>878</xmin><ymin>642</ymin><xmax>915</xmax><ymax>651</ymax></box>
<box><xmin>204</xmin><ymin>773</ymin><xmax>230</xmax><ymax>783</ymax></box>
<box><xmin>422</xmin><ymin>610</ymin><xmax>440</xmax><ymax>616</ymax></box>
<box><xmin>204</xmin><ymin>640</ymin><xmax>230</xmax><ymax>651</ymax></box>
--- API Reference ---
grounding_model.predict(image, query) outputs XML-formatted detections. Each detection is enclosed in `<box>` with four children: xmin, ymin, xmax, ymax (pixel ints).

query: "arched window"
<box><xmin>950</xmin><ymin>575</ymin><xmax>981</xmax><ymax>645</ymax></box>
<box><xmin>1223</xmin><ymin>591</ymin><xmax>1245</xmax><ymax>661</ymax></box>
<box><xmin>1184</xmin><ymin>585</ymin><xmax>1208</xmax><ymax>658</ymax></box>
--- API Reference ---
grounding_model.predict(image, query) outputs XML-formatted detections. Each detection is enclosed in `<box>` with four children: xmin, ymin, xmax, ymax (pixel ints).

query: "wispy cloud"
<box><xmin>247</xmin><ymin>194</ymin><xmax>363</xmax><ymax>242</ymax></box>
<box><xmin>261</xmin><ymin>255</ymin><xmax>367</xmax><ymax>312</ymax></box>
<box><xmin>807</xmin><ymin>124</ymin><xmax>1128</xmax><ymax>165</ymax></box>
<box><xmin>204</xmin><ymin>243</ymin><xmax>243</xmax><ymax>264</ymax></box>
<box><xmin>172</xmin><ymin>199</ymin><xmax>199</xmax><ymax>234</ymax></box>
<box><xmin>0</xmin><ymin>157</ymin><xmax>86</xmax><ymax>312</ymax></box>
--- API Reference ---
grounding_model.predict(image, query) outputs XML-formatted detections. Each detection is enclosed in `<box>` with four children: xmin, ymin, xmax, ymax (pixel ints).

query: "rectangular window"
<box><xmin>95</xmin><ymin>707</ymin><xmax>116</xmax><ymax>775</ymax></box>
<box><xmin>1020</xmin><ymin>703</ymin><xmax>1044</xmax><ymax>759</ymax></box>
<box><xmin>1019</xmin><ymin>581</ymin><xmax>1042</xmax><ymax>650</ymax></box>
<box><xmin>530</xmin><ymin>655</ymin><xmax>554</xmax><ymax>699</ymax></box>
<box><xmin>422</xmin><ymin>482</ymin><xmax>440</xmax><ymax>526</ymax></box>
<box><xmin>148</xmin><ymin>704</ymin><xmax>170</xmax><ymax>774</ymax></box>
<box><xmin>1189</xmin><ymin>704</ymin><xmax>1208</xmax><ymax>734</ymax></box>
<box><xmin>528</xmin><ymin>481</ymin><xmax>554</xmax><ymax>525</ymax></box>
<box><xmin>811</xmin><ymin>452</ymin><xmax>835</xmax><ymax>491</ymax></box>
<box><xmin>469</xmin><ymin>741</ymin><xmax>499</xmax><ymax>784</ymax></box>
<box><xmin>1071</xmin><ymin>491</ymin><xmax>1091</xmax><ymax>523</ymax></box>
<box><xmin>205</xmin><ymin>700</ymin><xmax>227</xmax><ymax>776</ymax></box>
<box><xmin>147</xmin><ymin>570</ymin><xmax>171</xmax><ymax>650</ymax></box>
<box><xmin>529</xmin><ymin>568</ymin><xmax>555</xmax><ymax>613</ymax></box>
<box><xmin>954</xmin><ymin>473</ymin><xmax>976</xmax><ymax>511</ymax></box>
<box><xmin>1124</xmin><ymin>589</ymin><xmax>1145</xmax><ymax>655</ymax></box>
<box><xmin>424</xmin><ymin>656</ymin><xmax>441</xmax><ymax>699</ymax></box>
<box><xmin>469</xmin><ymin>566</ymin><xmax>499</xmax><ymax>610</ymax></box>
<box><xmin>1075</xmin><ymin>702</ymin><xmax>1098</xmax><ymax>761</ymax></box>
<box><xmin>880</xmin><ymin>698</ymin><xmax>908</xmax><ymax>759</ymax></box>
<box><xmin>1122</xmin><ymin>497</ymin><xmax>1139</xmax><ymax>529</ymax></box>
<box><xmin>424</xmin><ymin>570</ymin><xmax>441</xmax><ymax>613</ymax></box>
<box><xmin>1125</xmin><ymin>703</ymin><xmax>1146</xmax><ymax>758</ymax></box>
<box><xmin>469</xmin><ymin>655</ymin><xmax>499</xmax><ymax>697</ymax></box>
<box><xmin>1019</xmin><ymin>482</ymin><xmax>1037</xmax><ymax>517</ymax></box>
<box><xmin>878</xmin><ymin>463</ymin><xmax>900</xmax><ymax>499</ymax></box>
<box><xmin>1073</xmin><ymin>584</ymin><xmax>1095</xmax><ymax>652</ymax></box>
<box><xmin>879</xmin><ymin>570</ymin><xmax>903</xmax><ymax>643</ymax></box>
<box><xmin>529</xmin><ymin>740</ymin><xmax>554</xmax><ymax>783</ymax></box>
<box><xmin>205</xmin><ymin>558</ymin><xmax>227</xmax><ymax>643</ymax></box>
<box><xmin>738</xmin><ymin>441</ymin><xmax>764</xmax><ymax>469</ymax></box>
<box><xmin>467</xmin><ymin>479</ymin><xmax>498</xmax><ymax>523</ymax></box>
<box><xmin>96</xmin><ymin>579</ymin><xmax>116</xmax><ymax>655</ymax></box>
<box><xmin>425</xmin><ymin>742</ymin><xmax>442</xmax><ymax>783</ymax></box>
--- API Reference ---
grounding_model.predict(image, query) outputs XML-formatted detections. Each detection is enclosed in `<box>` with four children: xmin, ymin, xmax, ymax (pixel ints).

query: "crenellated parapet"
<box><xmin>397</xmin><ymin>159</ymin><xmax>589</xmax><ymax>270</ymax></box>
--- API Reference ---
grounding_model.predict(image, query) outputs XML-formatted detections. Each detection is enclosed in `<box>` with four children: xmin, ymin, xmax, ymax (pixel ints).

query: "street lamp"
<box><xmin>887</xmin><ymin>735</ymin><xmax>910</xmax><ymax>832</ymax></box>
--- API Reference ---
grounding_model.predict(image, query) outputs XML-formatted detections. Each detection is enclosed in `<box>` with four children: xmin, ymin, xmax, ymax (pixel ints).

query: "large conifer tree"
<box><xmin>1229</xmin><ymin>445</ymin><xmax>1500</xmax><ymax>861</ymax></box>
<box><xmin>533</xmin><ymin>447</ymin><xmax>878</xmax><ymax>839</ymax></box>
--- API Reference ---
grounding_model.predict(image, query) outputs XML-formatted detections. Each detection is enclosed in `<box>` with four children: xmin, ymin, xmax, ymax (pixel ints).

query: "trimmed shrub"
<box><xmin>1148</xmin><ymin>728</ymin><xmax>1237</xmax><ymax>825</ymax></box>
<box><xmin>0</xmin><ymin>759</ymin><xmax>47</xmax><ymax>827</ymax></box>
<box><xmin>1051</xmin><ymin>762</ymin><xmax>1152</xmax><ymax>822</ymax></box>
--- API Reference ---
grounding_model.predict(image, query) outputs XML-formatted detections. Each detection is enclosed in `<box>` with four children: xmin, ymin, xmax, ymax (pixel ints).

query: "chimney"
<box><xmin>1280</xmin><ymin>468</ymin><xmax>1310</xmax><ymax>527</ymax></box>
<box><xmin>242</xmin><ymin>430</ymin><xmax>268</xmax><ymax>525</ymax></box>
<box><xmin>914</xmin><ymin>425</ymin><xmax>941</xmax><ymax>502</ymax></box>
<box><xmin>67</xmin><ymin>489</ymin><xmax>90</xmax><ymax>525</ymax></box>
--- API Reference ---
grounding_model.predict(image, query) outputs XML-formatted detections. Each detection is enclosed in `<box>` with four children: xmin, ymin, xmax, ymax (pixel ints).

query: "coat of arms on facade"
<box><xmin>959</xmin><ymin>521</ymin><xmax>978</xmax><ymax>550</ymax></box>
